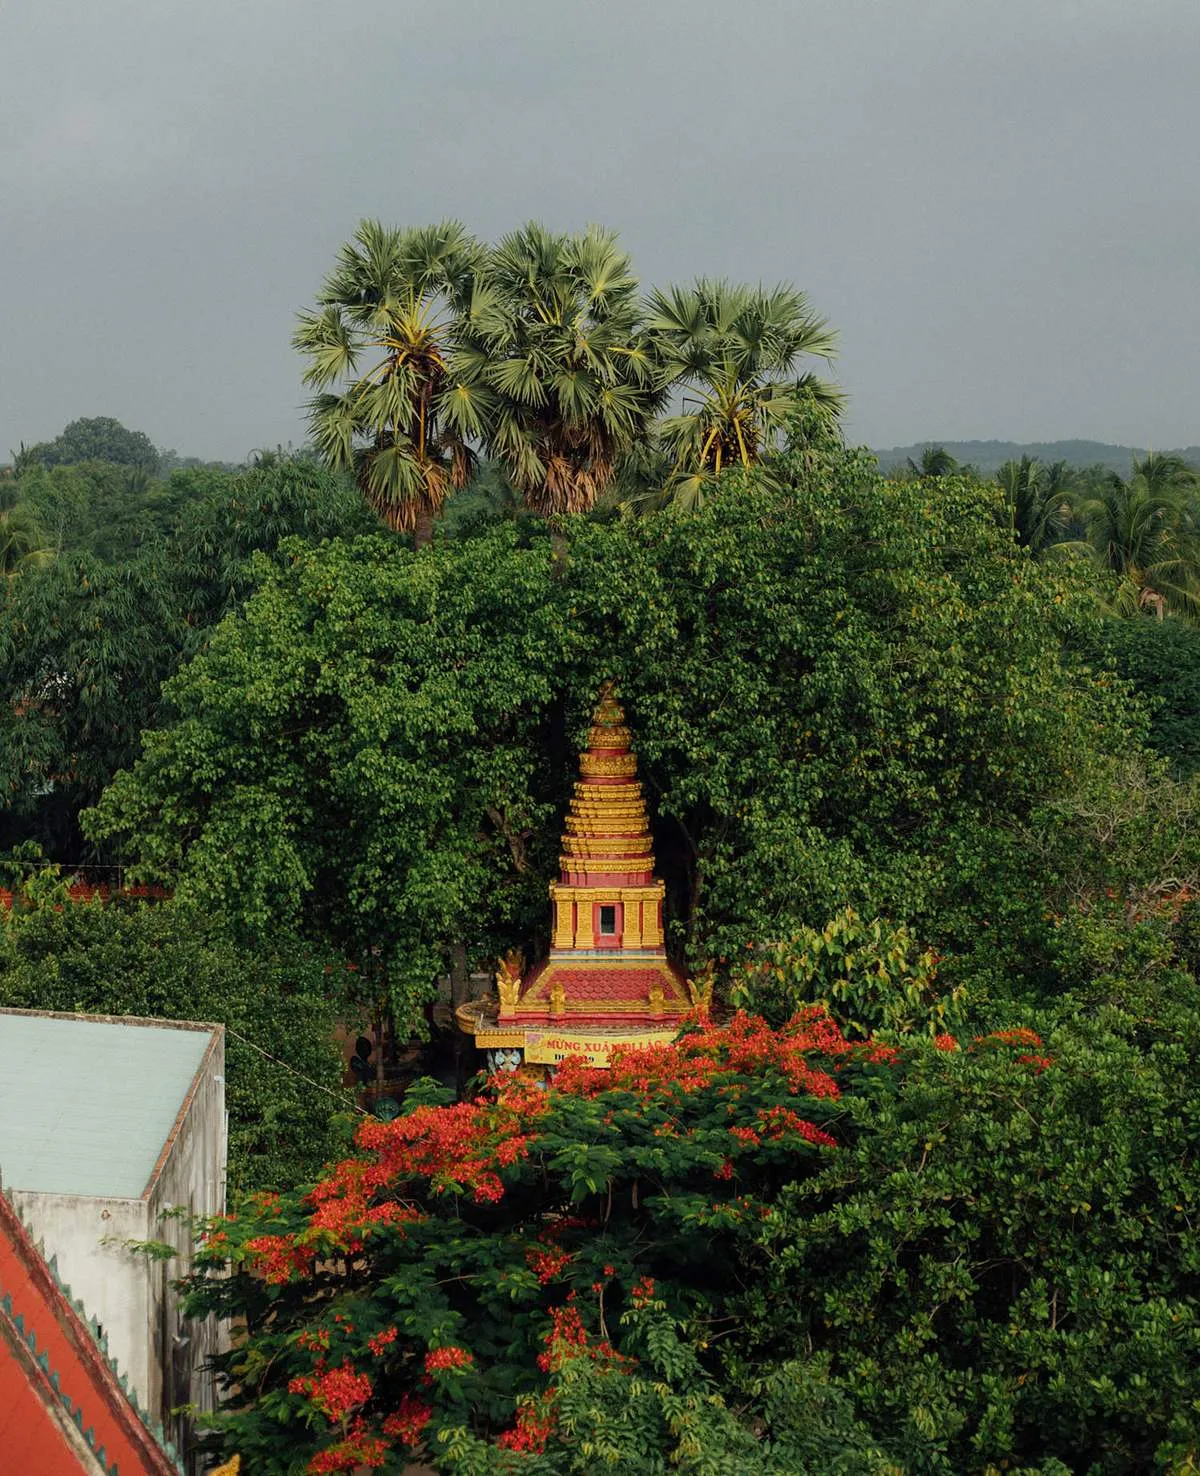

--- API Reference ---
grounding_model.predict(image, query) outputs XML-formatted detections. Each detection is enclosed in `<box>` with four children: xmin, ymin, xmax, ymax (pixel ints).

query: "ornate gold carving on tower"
<box><xmin>496</xmin><ymin>950</ymin><xmax>524</xmax><ymax>1013</ymax></box>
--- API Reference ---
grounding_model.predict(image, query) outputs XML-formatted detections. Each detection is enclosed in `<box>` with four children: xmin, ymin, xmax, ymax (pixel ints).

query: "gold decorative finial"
<box><xmin>687</xmin><ymin>967</ymin><xmax>714</xmax><ymax>1014</ymax></box>
<box><xmin>496</xmin><ymin>950</ymin><xmax>524</xmax><ymax>1012</ymax></box>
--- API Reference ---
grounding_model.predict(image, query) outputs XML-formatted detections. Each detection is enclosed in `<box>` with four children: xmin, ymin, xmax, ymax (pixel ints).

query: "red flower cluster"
<box><xmin>497</xmin><ymin>1399</ymin><xmax>556</xmax><ymax>1454</ymax></box>
<box><xmin>382</xmin><ymin>1395</ymin><xmax>432</xmax><ymax>1446</ymax></box>
<box><xmin>366</xmin><ymin>1326</ymin><xmax>398</xmax><ymax>1357</ymax></box>
<box><xmin>552</xmin><ymin>1009</ymin><xmax>881</xmax><ymax>1104</ymax></box>
<box><xmin>306</xmin><ymin>1421</ymin><xmax>387</xmax><ymax>1473</ymax></box>
<box><xmin>630</xmin><ymin>1276</ymin><xmax>656</xmax><ymax>1306</ymax></box>
<box><xmin>933</xmin><ymin>1033</ymin><xmax>960</xmax><ymax>1052</ymax></box>
<box><xmin>424</xmin><ymin>1345</ymin><xmax>474</xmax><ymax>1373</ymax></box>
<box><xmin>756</xmin><ymin>1105</ymin><xmax>836</xmax><ymax>1147</ymax></box>
<box><xmin>288</xmin><ymin>1361</ymin><xmax>372</xmax><ymax>1422</ymax></box>
<box><xmin>973</xmin><ymin>1028</ymin><xmax>1053</xmax><ymax>1072</ymax></box>
<box><xmin>527</xmin><ymin>1244</ymin><xmax>574</xmax><ymax>1284</ymax></box>
<box><xmin>536</xmin><ymin>1299</ymin><xmax>591</xmax><ymax>1373</ymax></box>
<box><xmin>244</xmin><ymin>1233</ymin><xmax>315</xmax><ymax>1285</ymax></box>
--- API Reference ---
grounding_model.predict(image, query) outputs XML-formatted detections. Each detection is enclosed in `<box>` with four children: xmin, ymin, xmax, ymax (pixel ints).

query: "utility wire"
<box><xmin>224</xmin><ymin>1026</ymin><xmax>368</xmax><ymax>1114</ymax></box>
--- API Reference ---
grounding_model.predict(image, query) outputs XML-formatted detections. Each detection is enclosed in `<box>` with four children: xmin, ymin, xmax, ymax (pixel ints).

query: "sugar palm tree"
<box><xmin>995</xmin><ymin>457</ymin><xmax>1075</xmax><ymax>555</ymax></box>
<box><xmin>644</xmin><ymin>280</ymin><xmax>843</xmax><ymax>510</ymax></box>
<box><xmin>1078</xmin><ymin>454</ymin><xmax>1200</xmax><ymax>617</ymax></box>
<box><xmin>294</xmin><ymin>220</ymin><xmax>490</xmax><ymax>546</ymax></box>
<box><xmin>453</xmin><ymin>224</ymin><xmax>663</xmax><ymax>518</ymax></box>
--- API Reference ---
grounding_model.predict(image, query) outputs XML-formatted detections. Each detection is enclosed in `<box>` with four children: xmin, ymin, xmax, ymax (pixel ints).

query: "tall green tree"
<box><xmin>995</xmin><ymin>455</ymin><xmax>1075</xmax><ymax>554</ymax></box>
<box><xmin>294</xmin><ymin>220</ymin><xmax>487</xmax><ymax>545</ymax></box>
<box><xmin>0</xmin><ymin>459</ymin><xmax>373</xmax><ymax>863</ymax></box>
<box><xmin>1079</xmin><ymin>452</ymin><xmax>1200</xmax><ymax>617</ymax></box>
<box><xmin>904</xmin><ymin>444</ymin><xmax>959</xmax><ymax>479</ymax></box>
<box><xmin>184</xmin><ymin>998</ymin><xmax>1200</xmax><ymax>1473</ymax></box>
<box><xmin>14</xmin><ymin>416</ymin><xmax>161</xmax><ymax>475</ymax></box>
<box><xmin>456</xmin><ymin>223</ymin><xmax>664</xmax><ymax>517</ymax></box>
<box><xmin>645</xmin><ymin>280</ymin><xmax>842</xmax><ymax>511</ymax></box>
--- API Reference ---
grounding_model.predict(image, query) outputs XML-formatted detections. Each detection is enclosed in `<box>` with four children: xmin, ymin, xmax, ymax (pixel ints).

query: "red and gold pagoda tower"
<box><xmin>458</xmin><ymin>686</ymin><xmax>691</xmax><ymax>1070</ymax></box>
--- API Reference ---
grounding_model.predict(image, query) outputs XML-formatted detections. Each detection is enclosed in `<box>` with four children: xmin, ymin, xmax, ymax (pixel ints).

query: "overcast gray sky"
<box><xmin>2</xmin><ymin>0</ymin><xmax>1197</xmax><ymax>462</ymax></box>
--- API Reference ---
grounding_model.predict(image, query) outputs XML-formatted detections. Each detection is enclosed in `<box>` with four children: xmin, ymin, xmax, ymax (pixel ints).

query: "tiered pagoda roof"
<box><xmin>498</xmin><ymin>686</ymin><xmax>690</xmax><ymax>1029</ymax></box>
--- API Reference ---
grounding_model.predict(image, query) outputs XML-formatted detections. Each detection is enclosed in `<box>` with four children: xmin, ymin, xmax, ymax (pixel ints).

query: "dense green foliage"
<box><xmin>0</xmin><ymin>885</ymin><xmax>350</xmax><ymax>1193</ymax></box>
<box><xmin>85</xmin><ymin>445</ymin><xmax>1159</xmax><ymax>1024</ymax></box>
<box><xmin>1084</xmin><ymin>618</ymin><xmax>1200</xmax><ymax>778</ymax></box>
<box><xmin>0</xmin><ymin>459</ymin><xmax>373</xmax><ymax>861</ymax></box>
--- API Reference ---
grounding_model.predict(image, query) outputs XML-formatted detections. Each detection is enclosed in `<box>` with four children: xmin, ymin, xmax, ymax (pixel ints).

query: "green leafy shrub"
<box><xmin>730</xmin><ymin>906</ymin><xmax>961</xmax><ymax>1036</ymax></box>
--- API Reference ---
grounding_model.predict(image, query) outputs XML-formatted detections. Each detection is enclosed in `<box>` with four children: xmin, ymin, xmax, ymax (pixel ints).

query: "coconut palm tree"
<box><xmin>644</xmin><ymin>279</ymin><xmax>843</xmax><ymax>511</ymax></box>
<box><xmin>905</xmin><ymin>445</ymin><xmax>958</xmax><ymax>479</ymax></box>
<box><xmin>294</xmin><ymin>220</ymin><xmax>490</xmax><ymax>545</ymax></box>
<box><xmin>453</xmin><ymin>224</ymin><xmax>663</xmax><ymax>518</ymax></box>
<box><xmin>995</xmin><ymin>457</ymin><xmax>1075</xmax><ymax>554</ymax></box>
<box><xmin>0</xmin><ymin>503</ymin><xmax>52</xmax><ymax>580</ymax></box>
<box><xmin>1078</xmin><ymin>454</ymin><xmax>1200</xmax><ymax>617</ymax></box>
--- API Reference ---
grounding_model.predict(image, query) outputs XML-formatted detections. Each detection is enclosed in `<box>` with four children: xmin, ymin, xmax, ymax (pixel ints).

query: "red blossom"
<box><xmin>289</xmin><ymin>1361</ymin><xmax>372</xmax><ymax>1422</ymax></box>
<box><xmin>306</xmin><ymin>1420</ymin><xmax>387</xmax><ymax>1473</ymax></box>
<box><xmin>527</xmin><ymin>1245</ymin><xmax>573</xmax><ymax>1284</ymax></box>
<box><xmin>630</xmin><ymin>1276</ymin><xmax>656</xmax><ymax>1306</ymax></box>
<box><xmin>424</xmin><ymin>1345</ymin><xmax>474</xmax><ymax>1373</ymax></box>
<box><xmin>756</xmin><ymin>1106</ymin><xmax>837</xmax><ymax>1148</ymax></box>
<box><xmin>244</xmin><ymin>1233</ymin><xmax>315</xmax><ymax>1285</ymax></box>
<box><xmin>367</xmin><ymin>1326</ymin><xmax>398</xmax><ymax>1356</ymax></box>
<box><xmin>497</xmin><ymin>1399</ymin><xmax>556</xmax><ymax>1454</ymax></box>
<box><xmin>933</xmin><ymin>1033</ymin><xmax>960</xmax><ymax>1052</ymax></box>
<box><xmin>382</xmin><ymin>1395</ymin><xmax>432</xmax><ymax>1445</ymax></box>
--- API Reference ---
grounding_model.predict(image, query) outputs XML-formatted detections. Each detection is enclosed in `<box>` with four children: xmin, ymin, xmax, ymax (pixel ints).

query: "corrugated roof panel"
<box><xmin>0</xmin><ymin>1014</ymin><xmax>214</xmax><ymax>1199</ymax></box>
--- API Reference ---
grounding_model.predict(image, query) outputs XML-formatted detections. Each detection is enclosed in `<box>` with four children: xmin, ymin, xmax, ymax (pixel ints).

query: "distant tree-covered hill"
<box><xmin>871</xmin><ymin>438</ymin><xmax>1200</xmax><ymax>476</ymax></box>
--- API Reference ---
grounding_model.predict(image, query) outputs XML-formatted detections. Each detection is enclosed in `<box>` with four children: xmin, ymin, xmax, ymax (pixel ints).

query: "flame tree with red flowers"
<box><xmin>182</xmin><ymin>995</ymin><xmax>1200</xmax><ymax>1473</ymax></box>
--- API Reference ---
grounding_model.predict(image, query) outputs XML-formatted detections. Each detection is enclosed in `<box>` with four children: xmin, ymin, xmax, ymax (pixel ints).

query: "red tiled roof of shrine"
<box><xmin>0</xmin><ymin>1189</ymin><xmax>181</xmax><ymax>1475</ymax></box>
<box><xmin>0</xmin><ymin>883</ymin><xmax>167</xmax><ymax>912</ymax></box>
<box><xmin>521</xmin><ymin>961</ymin><xmax>689</xmax><ymax>1005</ymax></box>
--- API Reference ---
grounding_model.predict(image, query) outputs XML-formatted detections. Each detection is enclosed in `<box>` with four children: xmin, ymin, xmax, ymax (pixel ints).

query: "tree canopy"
<box><xmin>14</xmin><ymin>416</ymin><xmax>162</xmax><ymax>475</ymax></box>
<box><xmin>86</xmin><ymin>446</ymin><xmax>1154</xmax><ymax>1024</ymax></box>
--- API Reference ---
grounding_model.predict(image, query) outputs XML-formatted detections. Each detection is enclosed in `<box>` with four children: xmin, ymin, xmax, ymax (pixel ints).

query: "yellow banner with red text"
<box><xmin>523</xmin><ymin>1029</ymin><xmax>677</xmax><ymax>1067</ymax></box>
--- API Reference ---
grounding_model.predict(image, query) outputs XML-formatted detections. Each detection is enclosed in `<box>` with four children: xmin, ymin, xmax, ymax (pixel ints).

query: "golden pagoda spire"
<box><xmin>491</xmin><ymin>684</ymin><xmax>690</xmax><ymax>1028</ymax></box>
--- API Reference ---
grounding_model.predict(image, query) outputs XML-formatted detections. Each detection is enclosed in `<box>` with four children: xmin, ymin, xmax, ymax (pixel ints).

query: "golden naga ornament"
<box><xmin>496</xmin><ymin>949</ymin><xmax>524</xmax><ymax>1012</ymax></box>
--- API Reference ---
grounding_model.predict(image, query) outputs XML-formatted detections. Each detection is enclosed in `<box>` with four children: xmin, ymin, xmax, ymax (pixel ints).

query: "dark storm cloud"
<box><xmin>2</xmin><ymin>0</ymin><xmax>1197</xmax><ymax>460</ymax></box>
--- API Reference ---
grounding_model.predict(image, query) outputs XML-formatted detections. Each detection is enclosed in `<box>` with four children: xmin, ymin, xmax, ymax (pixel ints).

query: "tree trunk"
<box><xmin>413</xmin><ymin>504</ymin><xmax>436</xmax><ymax>551</ymax></box>
<box><xmin>449</xmin><ymin>943</ymin><xmax>470</xmax><ymax>1100</ymax></box>
<box><xmin>449</xmin><ymin>943</ymin><xmax>469</xmax><ymax>1010</ymax></box>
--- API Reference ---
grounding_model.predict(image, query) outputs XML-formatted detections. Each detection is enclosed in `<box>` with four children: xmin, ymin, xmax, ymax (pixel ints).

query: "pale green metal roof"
<box><xmin>0</xmin><ymin>1011</ymin><xmax>216</xmax><ymax>1199</ymax></box>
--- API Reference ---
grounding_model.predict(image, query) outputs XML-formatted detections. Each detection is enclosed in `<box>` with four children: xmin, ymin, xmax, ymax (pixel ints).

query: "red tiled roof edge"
<box><xmin>0</xmin><ymin>1189</ymin><xmax>183</xmax><ymax>1475</ymax></box>
<box><xmin>0</xmin><ymin>883</ymin><xmax>168</xmax><ymax>912</ymax></box>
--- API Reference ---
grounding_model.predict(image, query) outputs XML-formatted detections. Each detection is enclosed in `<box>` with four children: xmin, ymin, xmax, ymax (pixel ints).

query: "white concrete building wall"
<box><xmin>6</xmin><ymin>1189</ymin><xmax>153</xmax><ymax>1398</ymax></box>
<box><xmin>6</xmin><ymin>1022</ymin><xmax>226</xmax><ymax>1459</ymax></box>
